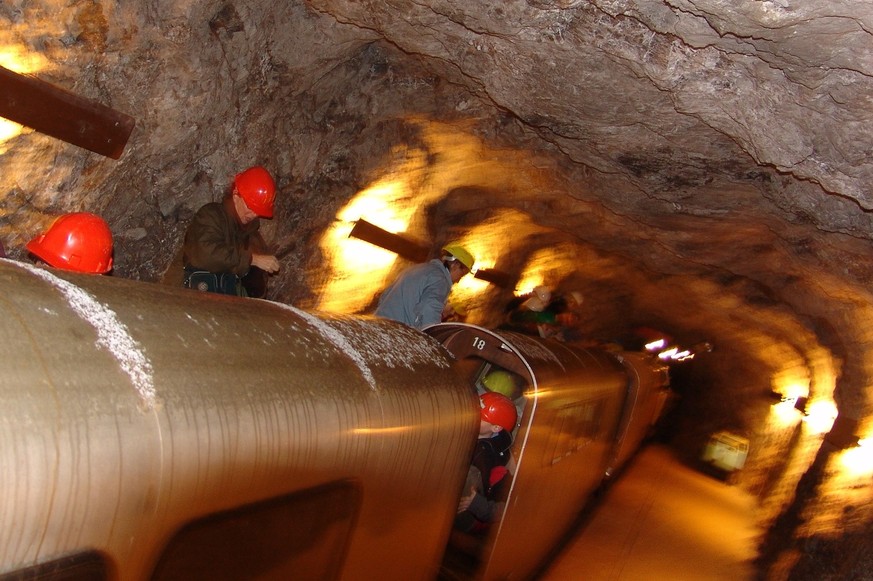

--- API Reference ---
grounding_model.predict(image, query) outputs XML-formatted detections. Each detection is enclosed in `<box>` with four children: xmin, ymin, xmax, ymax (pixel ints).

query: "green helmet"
<box><xmin>482</xmin><ymin>370</ymin><xmax>517</xmax><ymax>399</ymax></box>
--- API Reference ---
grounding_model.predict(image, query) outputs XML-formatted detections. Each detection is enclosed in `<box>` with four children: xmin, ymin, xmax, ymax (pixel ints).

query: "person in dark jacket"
<box><xmin>182</xmin><ymin>166</ymin><xmax>280</xmax><ymax>296</ymax></box>
<box><xmin>455</xmin><ymin>392</ymin><xmax>518</xmax><ymax>534</ymax></box>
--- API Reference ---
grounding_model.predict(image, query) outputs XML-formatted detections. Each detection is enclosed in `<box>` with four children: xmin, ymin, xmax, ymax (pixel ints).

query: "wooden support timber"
<box><xmin>0</xmin><ymin>66</ymin><xmax>135</xmax><ymax>159</ymax></box>
<box><xmin>349</xmin><ymin>218</ymin><xmax>514</xmax><ymax>287</ymax></box>
<box><xmin>349</xmin><ymin>219</ymin><xmax>430</xmax><ymax>263</ymax></box>
<box><xmin>472</xmin><ymin>267</ymin><xmax>514</xmax><ymax>288</ymax></box>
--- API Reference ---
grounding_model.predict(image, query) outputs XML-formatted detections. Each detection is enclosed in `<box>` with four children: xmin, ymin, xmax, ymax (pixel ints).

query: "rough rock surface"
<box><xmin>1</xmin><ymin>0</ymin><xmax>872</xmax><ymax>578</ymax></box>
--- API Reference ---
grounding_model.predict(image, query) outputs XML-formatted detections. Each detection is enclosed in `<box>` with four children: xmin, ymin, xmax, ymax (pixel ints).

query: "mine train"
<box><xmin>0</xmin><ymin>259</ymin><xmax>671</xmax><ymax>581</ymax></box>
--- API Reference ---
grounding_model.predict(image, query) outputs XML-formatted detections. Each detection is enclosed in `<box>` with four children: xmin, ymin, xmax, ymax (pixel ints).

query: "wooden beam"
<box><xmin>473</xmin><ymin>268</ymin><xmax>514</xmax><ymax>288</ymax></box>
<box><xmin>0</xmin><ymin>65</ymin><xmax>135</xmax><ymax>159</ymax></box>
<box><xmin>348</xmin><ymin>218</ymin><xmax>514</xmax><ymax>288</ymax></box>
<box><xmin>348</xmin><ymin>219</ymin><xmax>429</xmax><ymax>263</ymax></box>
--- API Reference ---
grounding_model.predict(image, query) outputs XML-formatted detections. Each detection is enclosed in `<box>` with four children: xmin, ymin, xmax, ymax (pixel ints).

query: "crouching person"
<box><xmin>183</xmin><ymin>166</ymin><xmax>280</xmax><ymax>296</ymax></box>
<box><xmin>454</xmin><ymin>392</ymin><xmax>518</xmax><ymax>535</ymax></box>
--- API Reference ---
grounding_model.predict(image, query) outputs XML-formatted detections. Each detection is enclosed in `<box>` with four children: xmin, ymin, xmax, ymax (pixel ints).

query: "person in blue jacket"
<box><xmin>375</xmin><ymin>241</ymin><xmax>474</xmax><ymax>329</ymax></box>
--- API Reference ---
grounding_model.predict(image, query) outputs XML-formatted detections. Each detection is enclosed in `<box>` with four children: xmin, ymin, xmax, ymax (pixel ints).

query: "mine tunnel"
<box><xmin>1</xmin><ymin>1</ymin><xmax>872</xmax><ymax>579</ymax></box>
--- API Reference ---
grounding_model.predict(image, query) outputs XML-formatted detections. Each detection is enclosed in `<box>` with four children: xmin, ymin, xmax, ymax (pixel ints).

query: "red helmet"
<box><xmin>26</xmin><ymin>212</ymin><xmax>113</xmax><ymax>274</ymax></box>
<box><xmin>234</xmin><ymin>166</ymin><xmax>276</xmax><ymax>218</ymax></box>
<box><xmin>480</xmin><ymin>391</ymin><xmax>518</xmax><ymax>431</ymax></box>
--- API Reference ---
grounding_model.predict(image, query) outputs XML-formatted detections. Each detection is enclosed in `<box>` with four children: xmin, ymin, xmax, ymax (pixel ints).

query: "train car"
<box><xmin>0</xmin><ymin>260</ymin><xmax>477</xmax><ymax>581</ymax></box>
<box><xmin>424</xmin><ymin>323</ymin><xmax>671</xmax><ymax>580</ymax></box>
<box><xmin>603</xmin><ymin>350</ymin><xmax>672</xmax><ymax>479</ymax></box>
<box><xmin>0</xmin><ymin>259</ymin><xmax>671</xmax><ymax>581</ymax></box>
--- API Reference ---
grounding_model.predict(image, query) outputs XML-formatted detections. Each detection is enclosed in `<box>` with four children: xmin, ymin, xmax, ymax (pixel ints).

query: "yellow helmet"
<box><xmin>482</xmin><ymin>370</ymin><xmax>518</xmax><ymax>399</ymax></box>
<box><xmin>441</xmin><ymin>242</ymin><xmax>475</xmax><ymax>270</ymax></box>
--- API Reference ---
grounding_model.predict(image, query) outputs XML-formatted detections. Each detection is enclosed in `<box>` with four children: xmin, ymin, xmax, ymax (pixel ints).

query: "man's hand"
<box><xmin>457</xmin><ymin>486</ymin><xmax>477</xmax><ymax>513</ymax></box>
<box><xmin>251</xmin><ymin>253</ymin><xmax>280</xmax><ymax>274</ymax></box>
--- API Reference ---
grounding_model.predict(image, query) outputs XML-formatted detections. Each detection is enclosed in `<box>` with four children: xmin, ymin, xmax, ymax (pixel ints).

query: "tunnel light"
<box><xmin>655</xmin><ymin>346</ymin><xmax>697</xmax><ymax>363</ymax></box>
<box><xmin>455</xmin><ymin>263</ymin><xmax>491</xmax><ymax>296</ymax></box>
<box><xmin>318</xmin><ymin>181</ymin><xmax>414</xmax><ymax>313</ymax></box>
<box><xmin>513</xmin><ymin>242</ymin><xmax>594</xmax><ymax>303</ymax></box>
<box><xmin>644</xmin><ymin>339</ymin><xmax>666</xmax><ymax>351</ymax></box>
<box><xmin>645</xmin><ymin>339</ymin><xmax>695</xmax><ymax>363</ymax></box>
<box><xmin>515</xmin><ymin>276</ymin><xmax>546</xmax><ymax>297</ymax></box>
<box><xmin>802</xmin><ymin>400</ymin><xmax>838</xmax><ymax>435</ymax></box>
<box><xmin>657</xmin><ymin>347</ymin><xmax>677</xmax><ymax>360</ymax></box>
<box><xmin>450</xmin><ymin>236</ymin><xmax>494</xmax><ymax>300</ymax></box>
<box><xmin>768</xmin><ymin>384</ymin><xmax>811</xmax><ymax>428</ymax></box>
<box><xmin>0</xmin><ymin>45</ymin><xmax>47</xmax><ymax>147</ymax></box>
<box><xmin>768</xmin><ymin>391</ymin><xmax>808</xmax><ymax>427</ymax></box>
<box><xmin>0</xmin><ymin>45</ymin><xmax>48</xmax><ymax>73</ymax></box>
<box><xmin>840</xmin><ymin>438</ymin><xmax>873</xmax><ymax>477</ymax></box>
<box><xmin>449</xmin><ymin>229</ymin><xmax>517</xmax><ymax>311</ymax></box>
<box><xmin>775</xmin><ymin>383</ymin><xmax>808</xmax><ymax>401</ymax></box>
<box><xmin>771</xmin><ymin>399</ymin><xmax>802</xmax><ymax>427</ymax></box>
<box><xmin>0</xmin><ymin>118</ymin><xmax>23</xmax><ymax>147</ymax></box>
<box><xmin>338</xmin><ymin>185</ymin><xmax>411</xmax><ymax>233</ymax></box>
<box><xmin>768</xmin><ymin>392</ymin><xmax>808</xmax><ymax>412</ymax></box>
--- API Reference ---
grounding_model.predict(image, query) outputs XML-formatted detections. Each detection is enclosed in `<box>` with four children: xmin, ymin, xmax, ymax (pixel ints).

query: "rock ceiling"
<box><xmin>1</xmin><ymin>0</ymin><xmax>873</xmax><ymax>576</ymax></box>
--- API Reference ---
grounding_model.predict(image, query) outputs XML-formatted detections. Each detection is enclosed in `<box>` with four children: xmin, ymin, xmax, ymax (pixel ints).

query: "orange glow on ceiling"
<box><xmin>516</xmin><ymin>242</ymin><xmax>582</xmax><ymax>296</ymax></box>
<box><xmin>450</xmin><ymin>233</ymin><xmax>494</xmax><ymax>300</ymax></box>
<box><xmin>0</xmin><ymin>45</ymin><xmax>48</xmax><ymax>74</ymax></box>
<box><xmin>0</xmin><ymin>119</ymin><xmax>23</xmax><ymax>151</ymax></box>
<box><xmin>443</xmin><ymin>210</ymin><xmax>550</xmax><ymax>318</ymax></box>
<box><xmin>515</xmin><ymin>272</ymin><xmax>546</xmax><ymax>297</ymax></box>
<box><xmin>318</xmin><ymin>178</ymin><xmax>413</xmax><ymax>314</ymax></box>
<box><xmin>316</xmin><ymin>119</ymin><xmax>555</xmax><ymax>315</ymax></box>
<box><xmin>769</xmin><ymin>399</ymin><xmax>801</xmax><ymax>427</ymax></box>
<box><xmin>814</xmin><ymin>434</ymin><xmax>872</xmax><ymax>517</ymax></box>
<box><xmin>466</xmin><ymin>208</ymin><xmax>545</xmax><ymax>286</ymax></box>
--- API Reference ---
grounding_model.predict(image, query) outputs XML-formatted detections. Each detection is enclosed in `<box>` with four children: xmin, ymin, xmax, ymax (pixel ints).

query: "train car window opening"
<box><xmin>439</xmin><ymin>358</ymin><xmax>535</xmax><ymax>580</ymax></box>
<box><xmin>428</xmin><ymin>326</ymin><xmax>538</xmax><ymax>444</ymax></box>
<box><xmin>0</xmin><ymin>550</ymin><xmax>110</xmax><ymax>581</ymax></box>
<box><xmin>149</xmin><ymin>480</ymin><xmax>361</xmax><ymax>581</ymax></box>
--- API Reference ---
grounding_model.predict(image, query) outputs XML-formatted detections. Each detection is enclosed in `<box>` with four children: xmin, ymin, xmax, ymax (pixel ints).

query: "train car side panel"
<box><xmin>603</xmin><ymin>351</ymin><xmax>671</xmax><ymax>478</ymax></box>
<box><xmin>0</xmin><ymin>262</ymin><xmax>476</xmax><ymax>581</ymax></box>
<box><xmin>0</xmin><ymin>264</ymin><xmax>165</xmax><ymax>576</ymax></box>
<box><xmin>483</xmin><ymin>351</ymin><xmax>628</xmax><ymax>581</ymax></box>
<box><xmin>425</xmin><ymin>325</ymin><xmax>637</xmax><ymax>581</ymax></box>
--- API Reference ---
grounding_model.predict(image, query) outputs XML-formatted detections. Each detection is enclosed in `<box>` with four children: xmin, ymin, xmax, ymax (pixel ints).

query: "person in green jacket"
<box><xmin>182</xmin><ymin>166</ymin><xmax>280</xmax><ymax>296</ymax></box>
